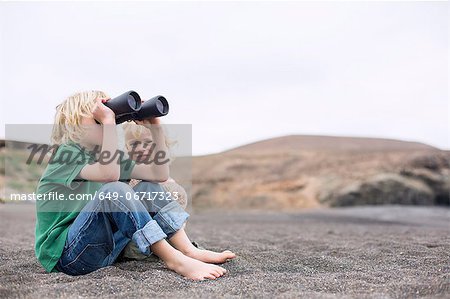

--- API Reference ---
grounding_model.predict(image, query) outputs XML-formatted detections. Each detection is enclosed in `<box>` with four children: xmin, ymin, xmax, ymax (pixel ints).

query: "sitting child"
<box><xmin>34</xmin><ymin>90</ymin><xmax>236</xmax><ymax>280</ymax></box>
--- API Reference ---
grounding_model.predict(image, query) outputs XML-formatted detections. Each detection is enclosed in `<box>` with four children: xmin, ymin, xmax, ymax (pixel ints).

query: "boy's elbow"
<box><xmin>159</xmin><ymin>174</ymin><xmax>170</xmax><ymax>182</ymax></box>
<box><xmin>151</xmin><ymin>175</ymin><xmax>169</xmax><ymax>183</ymax></box>
<box><xmin>149</xmin><ymin>171</ymin><xmax>169</xmax><ymax>183</ymax></box>
<box><xmin>159</xmin><ymin>170</ymin><xmax>170</xmax><ymax>182</ymax></box>
<box><xmin>105</xmin><ymin>175</ymin><xmax>120</xmax><ymax>182</ymax></box>
<box><xmin>104</xmin><ymin>170</ymin><xmax>120</xmax><ymax>182</ymax></box>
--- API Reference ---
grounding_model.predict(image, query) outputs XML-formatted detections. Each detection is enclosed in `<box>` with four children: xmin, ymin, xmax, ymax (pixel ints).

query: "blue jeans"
<box><xmin>55</xmin><ymin>181</ymin><xmax>189</xmax><ymax>276</ymax></box>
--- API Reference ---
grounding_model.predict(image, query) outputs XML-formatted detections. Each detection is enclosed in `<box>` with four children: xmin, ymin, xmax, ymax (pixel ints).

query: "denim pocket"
<box><xmin>61</xmin><ymin>243</ymin><xmax>112</xmax><ymax>275</ymax></box>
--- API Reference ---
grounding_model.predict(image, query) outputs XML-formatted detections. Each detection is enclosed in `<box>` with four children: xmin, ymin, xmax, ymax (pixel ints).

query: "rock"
<box><xmin>399</xmin><ymin>168</ymin><xmax>450</xmax><ymax>205</ymax></box>
<box><xmin>405</xmin><ymin>152</ymin><xmax>450</xmax><ymax>170</ymax></box>
<box><xmin>326</xmin><ymin>173</ymin><xmax>435</xmax><ymax>207</ymax></box>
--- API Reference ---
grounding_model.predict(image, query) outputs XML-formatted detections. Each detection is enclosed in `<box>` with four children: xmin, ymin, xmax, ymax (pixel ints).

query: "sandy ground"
<box><xmin>0</xmin><ymin>203</ymin><xmax>449</xmax><ymax>298</ymax></box>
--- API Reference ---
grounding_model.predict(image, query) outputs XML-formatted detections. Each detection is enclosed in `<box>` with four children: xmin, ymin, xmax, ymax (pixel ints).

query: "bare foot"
<box><xmin>164</xmin><ymin>251</ymin><xmax>228</xmax><ymax>281</ymax></box>
<box><xmin>167</xmin><ymin>228</ymin><xmax>236</xmax><ymax>264</ymax></box>
<box><xmin>182</xmin><ymin>247</ymin><xmax>237</xmax><ymax>264</ymax></box>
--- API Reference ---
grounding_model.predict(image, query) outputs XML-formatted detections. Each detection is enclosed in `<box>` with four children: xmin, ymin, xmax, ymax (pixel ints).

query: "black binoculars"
<box><xmin>96</xmin><ymin>90</ymin><xmax>169</xmax><ymax>124</ymax></box>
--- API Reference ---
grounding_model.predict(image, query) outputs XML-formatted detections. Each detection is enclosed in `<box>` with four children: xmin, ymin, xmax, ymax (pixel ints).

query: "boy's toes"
<box><xmin>215</xmin><ymin>265</ymin><xmax>227</xmax><ymax>274</ymax></box>
<box><xmin>223</xmin><ymin>251</ymin><xmax>236</xmax><ymax>259</ymax></box>
<box><xmin>203</xmin><ymin>274</ymin><xmax>216</xmax><ymax>280</ymax></box>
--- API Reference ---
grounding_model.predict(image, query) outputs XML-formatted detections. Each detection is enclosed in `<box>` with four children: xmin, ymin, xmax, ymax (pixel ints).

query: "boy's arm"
<box><xmin>130</xmin><ymin>121</ymin><xmax>170</xmax><ymax>182</ymax></box>
<box><xmin>79</xmin><ymin>98</ymin><xmax>121</xmax><ymax>182</ymax></box>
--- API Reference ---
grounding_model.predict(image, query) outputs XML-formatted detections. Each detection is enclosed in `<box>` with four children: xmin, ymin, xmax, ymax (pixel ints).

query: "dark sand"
<box><xmin>0</xmin><ymin>203</ymin><xmax>449</xmax><ymax>298</ymax></box>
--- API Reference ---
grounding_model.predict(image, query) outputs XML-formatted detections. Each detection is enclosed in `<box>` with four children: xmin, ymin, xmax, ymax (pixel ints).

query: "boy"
<box><xmin>35</xmin><ymin>90</ymin><xmax>235</xmax><ymax>280</ymax></box>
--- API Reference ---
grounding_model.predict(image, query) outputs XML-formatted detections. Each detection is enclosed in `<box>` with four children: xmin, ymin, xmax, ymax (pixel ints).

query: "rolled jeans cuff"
<box><xmin>132</xmin><ymin>219</ymin><xmax>167</xmax><ymax>255</ymax></box>
<box><xmin>153</xmin><ymin>201</ymin><xmax>190</xmax><ymax>239</ymax></box>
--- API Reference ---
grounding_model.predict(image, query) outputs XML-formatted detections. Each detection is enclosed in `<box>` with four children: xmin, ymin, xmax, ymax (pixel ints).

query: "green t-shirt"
<box><xmin>35</xmin><ymin>142</ymin><xmax>136</xmax><ymax>273</ymax></box>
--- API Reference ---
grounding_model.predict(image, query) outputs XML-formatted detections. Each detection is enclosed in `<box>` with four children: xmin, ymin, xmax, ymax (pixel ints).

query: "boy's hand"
<box><xmin>134</xmin><ymin>118</ymin><xmax>161</xmax><ymax>126</ymax></box>
<box><xmin>93</xmin><ymin>98</ymin><xmax>115</xmax><ymax>124</ymax></box>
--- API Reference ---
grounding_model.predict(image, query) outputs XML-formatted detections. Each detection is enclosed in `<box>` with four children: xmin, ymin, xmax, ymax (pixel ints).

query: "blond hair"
<box><xmin>51</xmin><ymin>90</ymin><xmax>109</xmax><ymax>146</ymax></box>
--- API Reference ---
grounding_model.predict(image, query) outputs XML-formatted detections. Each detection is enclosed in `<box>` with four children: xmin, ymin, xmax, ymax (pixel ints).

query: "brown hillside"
<box><xmin>192</xmin><ymin>135</ymin><xmax>449</xmax><ymax>210</ymax></box>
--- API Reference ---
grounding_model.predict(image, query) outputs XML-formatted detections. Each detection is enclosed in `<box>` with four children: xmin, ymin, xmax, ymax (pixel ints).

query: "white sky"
<box><xmin>1</xmin><ymin>1</ymin><xmax>448</xmax><ymax>155</ymax></box>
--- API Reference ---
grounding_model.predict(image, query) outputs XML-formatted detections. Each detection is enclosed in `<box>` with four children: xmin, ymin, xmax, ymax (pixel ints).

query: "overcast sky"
<box><xmin>1</xmin><ymin>1</ymin><xmax>448</xmax><ymax>155</ymax></box>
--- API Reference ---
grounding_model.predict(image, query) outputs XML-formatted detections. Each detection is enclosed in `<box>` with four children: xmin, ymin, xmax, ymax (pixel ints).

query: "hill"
<box><xmin>192</xmin><ymin>135</ymin><xmax>449</xmax><ymax>210</ymax></box>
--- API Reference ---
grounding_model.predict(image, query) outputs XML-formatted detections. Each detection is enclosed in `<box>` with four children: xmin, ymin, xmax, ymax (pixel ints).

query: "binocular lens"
<box><xmin>128</xmin><ymin>94</ymin><xmax>140</xmax><ymax>110</ymax></box>
<box><xmin>156</xmin><ymin>99</ymin><xmax>164</xmax><ymax>113</ymax></box>
<box><xmin>156</xmin><ymin>97</ymin><xmax>169</xmax><ymax>114</ymax></box>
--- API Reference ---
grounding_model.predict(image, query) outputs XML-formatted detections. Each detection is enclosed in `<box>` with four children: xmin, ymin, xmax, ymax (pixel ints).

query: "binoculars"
<box><xmin>97</xmin><ymin>90</ymin><xmax>169</xmax><ymax>124</ymax></box>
